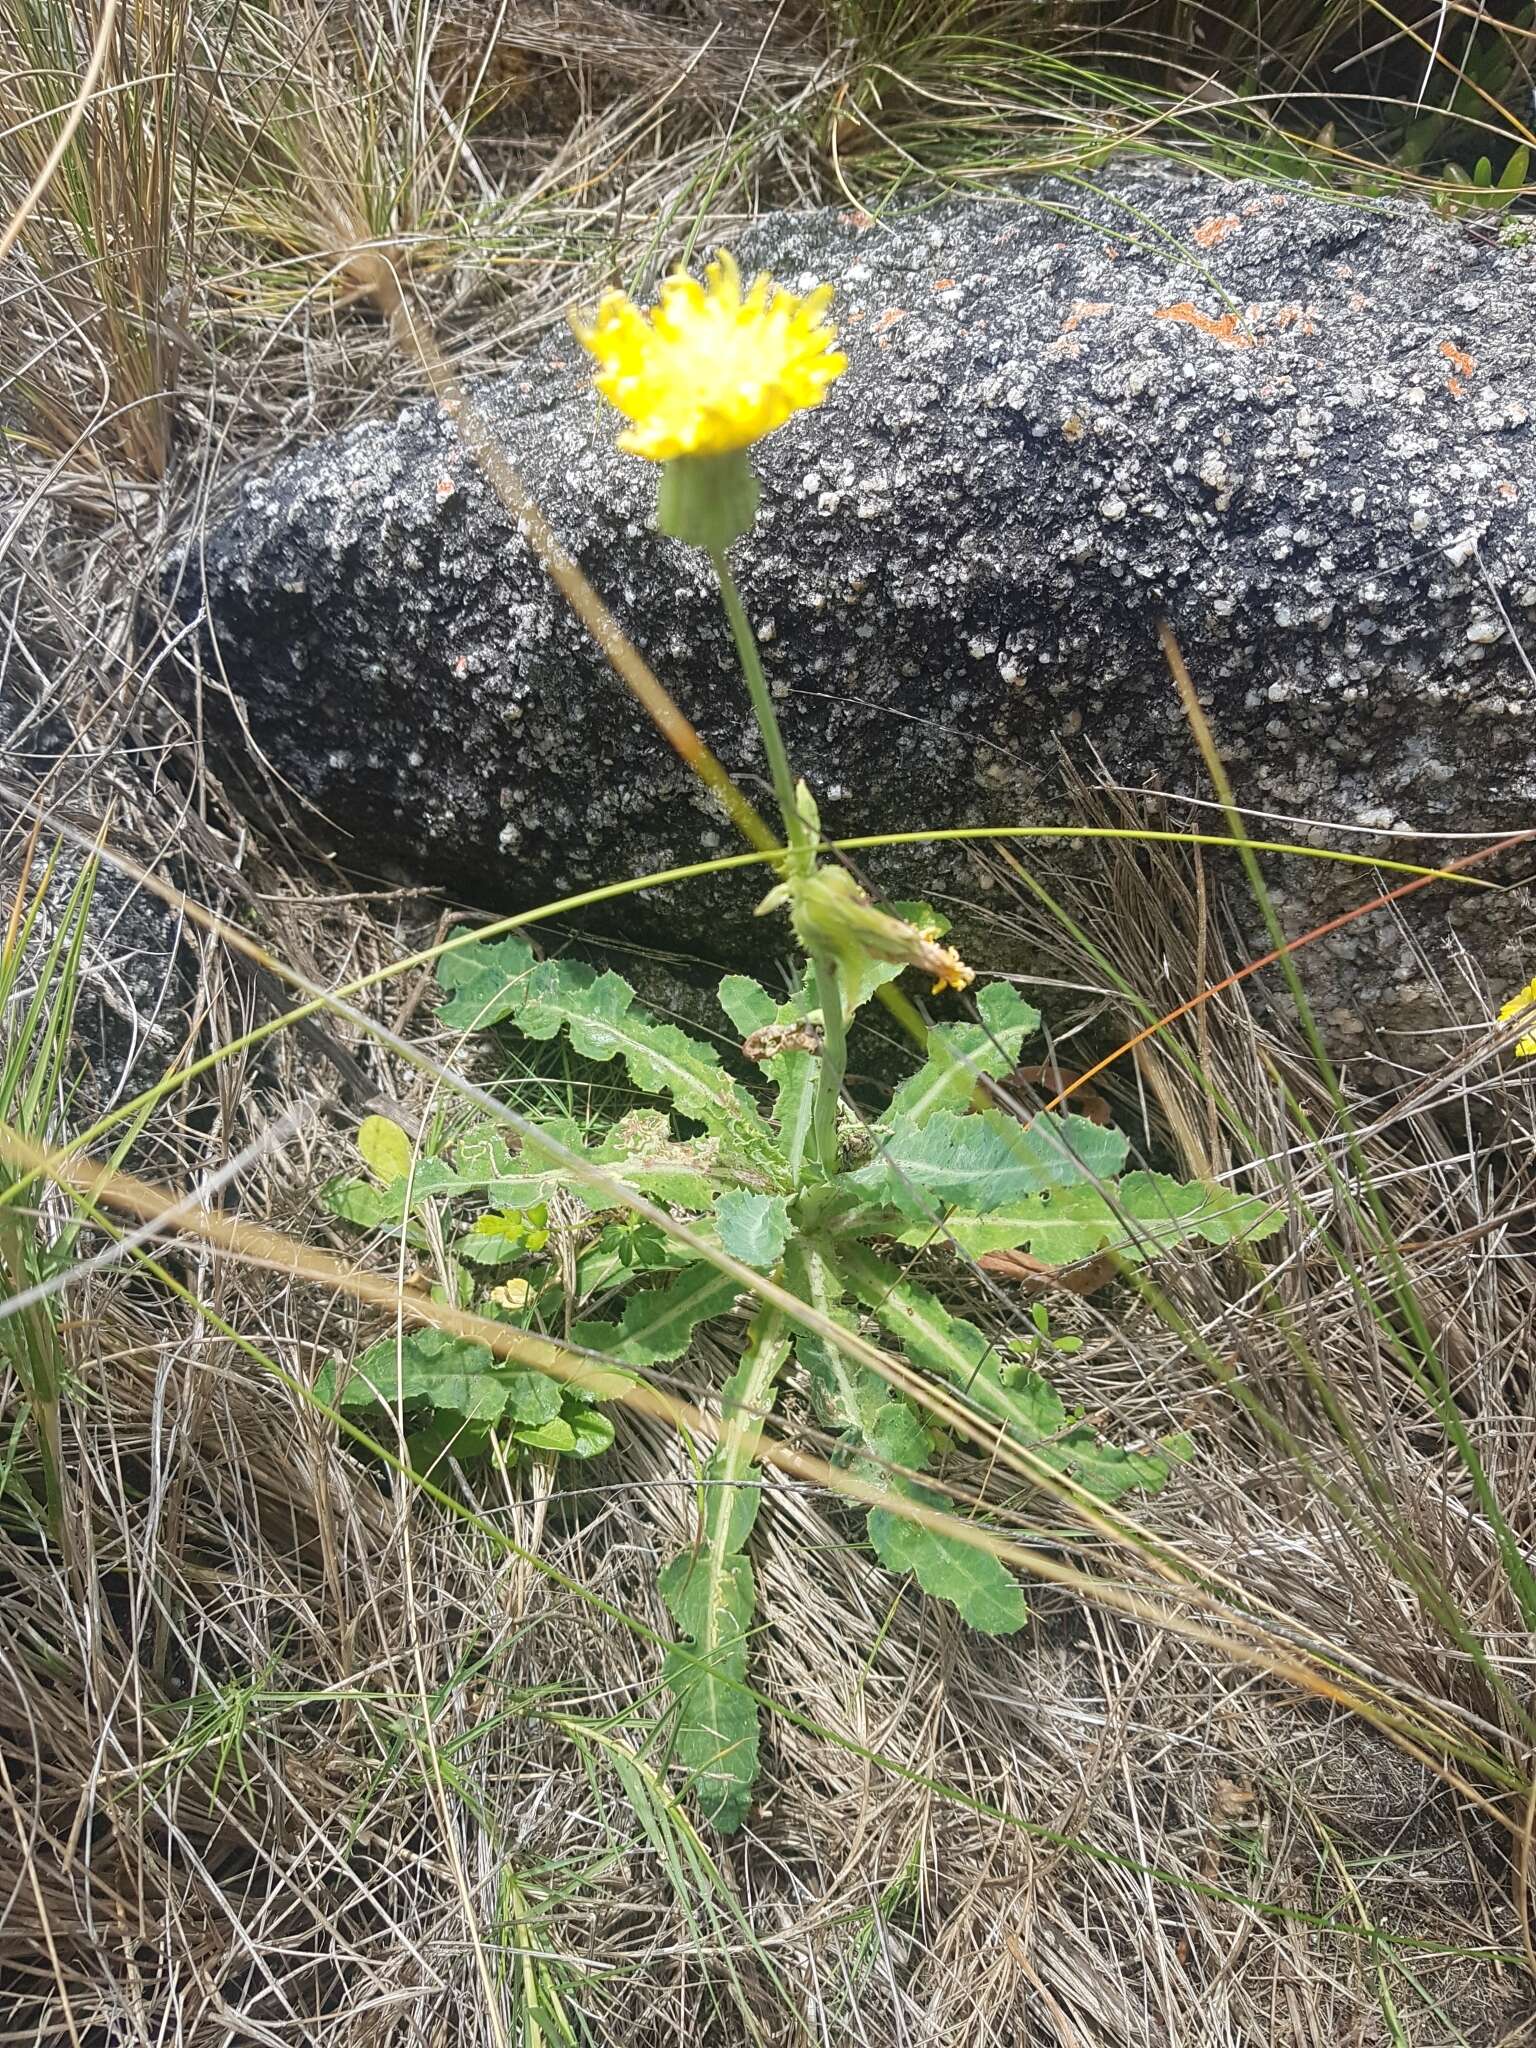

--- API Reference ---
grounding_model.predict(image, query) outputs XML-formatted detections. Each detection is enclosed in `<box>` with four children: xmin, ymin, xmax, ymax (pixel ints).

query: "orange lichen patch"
<box><xmin>1496</xmin><ymin>480</ymin><xmax>1518</xmax><ymax>501</ymax></box>
<box><xmin>841</xmin><ymin>208</ymin><xmax>875</xmax><ymax>230</ymax></box>
<box><xmin>1061</xmin><ymin>299</ymin><xmax>1113</xmax><ymax>334</ymax></box>
<box><xmin>1447</xmin><ymin>376</ymin><xmax>1465</xmax><ymax>399</ymax></box>
<box><xmin>1269</xmin><ymin>304</ymin><xmax>1319</xmax><ymax>336</ymax></box>
<box><xmin>1154</xmin><ymin>301</ymin><xmax>1257</xmax><ymax>349</ymax></box>
<box><xmin>1193</xmin><ymin>213</ymin><xmax>1240</xmax><ymax>249</ymax></box>
<box><xmin>1440</xmin><ymin>339</ymin><xmax>1475</xmax><ymax>378</ymax></box>
<box><xmin>873</xmin><ymin>307</ymin><xmax>907</xmax><ymax>333</ymax></box>
<box><xmin>933</xmin><ymin>276</ymin><xmax>956</xmax><ymax>290</ymax></box>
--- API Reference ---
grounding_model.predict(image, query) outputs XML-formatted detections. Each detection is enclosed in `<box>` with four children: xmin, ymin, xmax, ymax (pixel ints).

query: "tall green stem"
<box><xmin>709</xmin><ymin>547</ymin><xmax>845</xmax><ymax>1175</ymax></box>
<box><xmin>710</xmin><ymin>550</ymin><xmax>806</xmax><ymax>863</ymax></box>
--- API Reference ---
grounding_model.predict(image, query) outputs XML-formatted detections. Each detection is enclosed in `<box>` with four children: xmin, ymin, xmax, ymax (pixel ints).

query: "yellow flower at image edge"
<box><xmin>1499</xmin><ymin>975</ymin><xmax>1536</xmax><ymax>1056</ymax></box>
<box><xmin>573</xmin><ymin>248</ymin><xmax>847</xmax><ymax>463</ymax></box>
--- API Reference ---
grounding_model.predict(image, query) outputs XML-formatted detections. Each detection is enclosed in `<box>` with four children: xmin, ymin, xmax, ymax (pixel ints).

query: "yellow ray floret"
<box><xmin>573</xmin><ymin>249</ymin><xmax>847</xmax><ymax>461</ymax></box>
<box><xmin>1499</xmin><ymin>974</ymin><xmax>1536</xmax><ymax>1056</ymax></box>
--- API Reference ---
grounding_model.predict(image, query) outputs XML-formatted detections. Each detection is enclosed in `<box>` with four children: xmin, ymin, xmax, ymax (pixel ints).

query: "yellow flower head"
<box><xmin>573</xmin><ymin>249</ymin><xmax>847</xmax><ymax>462</ymax></box>
<box><xmin>1498</xmin><ymin>974</ymin><xmax>1536</xmax><ymax>1057</ymax></box>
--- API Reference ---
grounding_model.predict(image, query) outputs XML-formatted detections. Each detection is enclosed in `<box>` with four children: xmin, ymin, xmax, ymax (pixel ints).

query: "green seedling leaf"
<box><xmin>322</xmin><ymin>1175</ymin><xmax>408</xmax><ymax>1229</ymax></box>
<box><xmin>569</xmin><ymin>1262</ymin><xmax>740</xmax><ymax>1367</ymax></box>
<box><xmin>437</xmin><ymin>936</ymin><xmax>538</xmax><ymax>1030</ymax></box>
<box><xmin>885</xmin><ymin>982</ymin><xmax>1041</xmax><ymax>1126</ymax></box>
<box><xmin>457</xmin><ymin>1203</ymin><xmax>551</xmax><ymax>1266</ymax></box>
<box><xmin>357</xmin><ymin>1114</ymin><xmax>415</xmax><ymax>1183</ymax></box>
<box><xmin>714</xmin><ymin>1190</ymin><xmax>792</xmax><ymax>1271</ymax></box>
<box><xmin>844</xmin><ymin>1105</ymin><xmax>1128</xmax><ymax>1219</ymax></box>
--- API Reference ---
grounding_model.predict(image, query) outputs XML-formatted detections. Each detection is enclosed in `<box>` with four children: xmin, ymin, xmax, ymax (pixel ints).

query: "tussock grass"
<box><xmin>4</xmin><ymin>0</ymin><xmax>1536</xmax><ymax>2042</ymax></box>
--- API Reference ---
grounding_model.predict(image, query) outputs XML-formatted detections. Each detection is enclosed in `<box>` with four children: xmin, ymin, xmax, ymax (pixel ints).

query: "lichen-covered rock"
<box><xmin>163</xmin><ymin>165</ymin><xmax>1536</xmax><ymax>1045</ymax></box>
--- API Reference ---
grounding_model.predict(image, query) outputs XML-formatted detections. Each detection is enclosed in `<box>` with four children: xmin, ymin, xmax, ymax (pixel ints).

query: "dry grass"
<box><xmin>4</xmin><ymin>1</ymin><xmax>1536</xmax><ymax>2043</ymax></box>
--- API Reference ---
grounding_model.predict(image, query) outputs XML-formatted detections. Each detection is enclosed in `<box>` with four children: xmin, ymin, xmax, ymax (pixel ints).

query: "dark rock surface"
<box><xmin>164</xmin><ymin>165</ymin><xmax>1536</xmax><ymax>1047</ymax></box>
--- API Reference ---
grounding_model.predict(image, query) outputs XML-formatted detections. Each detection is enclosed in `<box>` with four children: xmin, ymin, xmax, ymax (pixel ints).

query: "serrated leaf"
<box><xmin>865</xmin><ymin>1395</ymin><xmax>937</xmax><ymax>1474</ymax></box>
<box><xmin>658</xmin><ymin>1308</ymin><xmax>790</xmax><ymax>1832</ymax></box>
<box><xmin>513</xmin><ymin>959</ymin><xmax>772</xmax><ymax>1150</ymax></box>
<box><xmin>569</xmin><ymin>1263</ymin><xmax>740</xmax><ymax>1367</ymax></box>
<box><xmin>837</xmin><ymin>1242</ymin><xmax>1068</xmax><ymax>1445</ymax></box>
<box><xmin>837</xmin><ymin>1245</ymin><xmax>1174</xmax><ymax>1503</ymax></box>
<box><xmin>357</xmin><ymin>1115</ymin><xmax>415</xmax><ymax>1183</ymax></box>
<box><xmin>658</xmin><ymin>1552</ymin><xmax>758</xmax><ymax>1834</ymax></box>
<box><xmin>886</xmin><ymin>983</ymin><xmax>1041</xmax><ymax>1126</ymax></box>
<box><xmin>783</xmin><ymin>1241</ymin><xmax>888</xmax><ymax>1437</ymax></box>
<box><xmin>714</xmin><ymin>1190</ymin><xmax>792</xmax><ymax>1271</ymax></box>
<box><xmin>894</xmin><ymin>1172</ymin><xmax>1281</xmax><ymax>1263</ymax></box>
<box><xmin>436</xmin><ymin>936</ymin><xmax>538</xmax><ymax>1030</ymax></box>
<box><xmin>594</xmin><ymin>1111</ymin><xmax>724</xmax><ymax>1209</ymax></box>
<box><xmin>702</xmin><ymin>1310</ymin><xmax>793</xmax><ymax>1553</ymax></box>
<box><xmin>866</xmin><ymin>1501</ymin><xmax>1027</xmax><ymax>1634</ymax></box>
<box><xmin>844</xmin><ymin>1106</ymin><xmax>1128</xmax><ymax>1218</ymax></box>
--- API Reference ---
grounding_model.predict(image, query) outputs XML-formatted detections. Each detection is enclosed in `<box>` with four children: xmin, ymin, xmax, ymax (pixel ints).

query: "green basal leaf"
<box><xmin>659</xmin><ymin>1553</ymin><xmax>758</xmax><ymax>1835</ymax></box>
<box><xmin>866</xmin><ymin>1501</ymin><xmax>1028</xmax><ymax>1634</ymax></box>
<box><xmin>834</xmin><ymin>1244</ymin><xmax>1170</xmax><ymax>1501</ymax></box>
<box><xmin>717</xmin><ymin>974</ymin><xmax>777</xmax><ymax>1035</ymax></box>
<box><xmin>783</xmin><ymin>1240</ymin><xmax>887</xmax><ymax>1438</ymax></box>
<box><xmin>512</xmin><ymin>959</ymin><xmax>774</xmax><ymax>1152</ymax></box>
<box><xmin>593</xmin><ymin>1110</ymin><xmax>726</xmax><ymax>1209</ymax></box>
<box><xmin>893</xmin><ymin>1172</ymin><xmax>1281</xmax><ymax>1263</ymax></box>
<box><xmin>714</xmin><ymin>1190</ymin><xmax>792</xmax><ymax>1271</ymax></box>
<box><xmin>436</xmin><ymin>936</ymin><xmax>538</xmax><ymax>1030</ymax></box>
<box><xmin>843</xmin><ymin>1105</ymin><xmax>1128</xmax><ymax>1219</ymax></box>
<box><xmin>514</xmin><ymin>1415</ymin><xmax>577</xmax><ymax>1453</ymax></box>
<box><xmin>658</xmin><ymin>1308</ymin><xmax>791</xmax><ymax>1833</ymax></box>
<box><xmin>885</xmin><ymin>982</ymin><xmax>1041</xmax><ymax>1126</ymax></box>
<box><xmin>569</xmin><ymin>1262</ymin><xmax>740</xmax><ymax>1367</ymax></box>
<box><xmin>563</xmin><ymin>1405</ymin><xmax>616</xmax><ymax>1458</ymax></box>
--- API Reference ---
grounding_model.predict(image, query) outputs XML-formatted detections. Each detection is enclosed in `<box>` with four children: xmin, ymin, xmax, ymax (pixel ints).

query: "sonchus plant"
<box><xmin>327</xmin><ymin>250</ymin><xmax>1279</xmax><ymax>1834</ymax></box>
